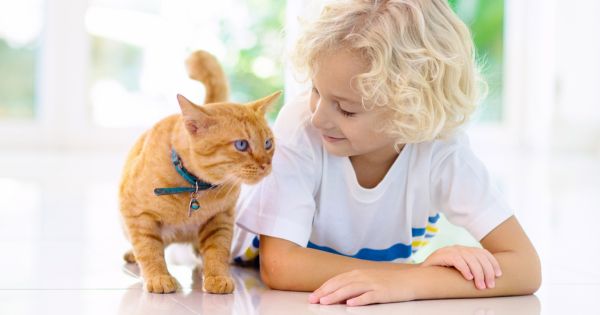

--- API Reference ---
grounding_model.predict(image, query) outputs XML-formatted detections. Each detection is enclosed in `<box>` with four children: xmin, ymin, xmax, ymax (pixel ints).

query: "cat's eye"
<box><xmin>264</xmin><ymin>138</ymin><xmax>273</xmax><ymax>150</ymax></box>
<box><xmin>234</xmin><ymin>140</ymin><xmax>249</xmax><ymax>152</ymax></box>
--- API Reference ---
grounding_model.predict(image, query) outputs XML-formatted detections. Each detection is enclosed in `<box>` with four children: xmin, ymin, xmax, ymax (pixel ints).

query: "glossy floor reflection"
<box><xmin>0</xmin><ymin>148</ymin><xmax>599</xmax><ymax>314</ymax></box>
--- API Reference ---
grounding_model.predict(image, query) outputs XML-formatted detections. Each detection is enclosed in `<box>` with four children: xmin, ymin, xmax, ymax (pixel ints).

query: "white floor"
<box><xmin>0</xmin><ymin>148</ymin><xmax>599</xmax><ymax>315</ymax></box>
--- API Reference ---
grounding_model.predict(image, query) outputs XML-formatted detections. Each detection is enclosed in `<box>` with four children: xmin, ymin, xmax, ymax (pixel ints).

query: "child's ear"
<box><xmin>247</xmin><ymin>91</ymin><xmax>282</xmax><ymax>116</ymax></box>
<box><xmin>177</xmin><ymin>94</ymin><xmax>217</xmax><ymax>135</ymax></box>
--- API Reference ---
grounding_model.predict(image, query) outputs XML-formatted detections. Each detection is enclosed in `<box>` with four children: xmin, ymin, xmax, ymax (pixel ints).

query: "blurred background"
<box><xmin>0</xmin><ymin>0</ymin><xmax>599</xmax><ymax>313</ymax></box>
<box><xmin>2</xmin><ymin>0</ymin><xmax>600</xmax><ymax>151</ymax></box>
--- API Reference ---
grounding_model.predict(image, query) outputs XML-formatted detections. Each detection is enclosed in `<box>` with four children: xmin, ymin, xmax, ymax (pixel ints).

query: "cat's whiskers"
<box><xmin>222</xmin><ymin>176</ymin><xmax>242</xmax><ymax>198</ymax></box>
<box><xmin>212</xmin><ymin>174</ymin><xmax>239</xmax><ymax>199</ymax></box>
<box><xmin>211</xmin><ymin>176</ymin><xmax>231</xmax><ymax>199</ymax></box>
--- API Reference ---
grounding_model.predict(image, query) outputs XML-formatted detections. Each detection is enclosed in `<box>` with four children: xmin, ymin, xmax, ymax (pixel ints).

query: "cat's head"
<box><xmin>176</xmin><ymin>91</ymin><xmax>280</xmax><ymax>186</ymax></box>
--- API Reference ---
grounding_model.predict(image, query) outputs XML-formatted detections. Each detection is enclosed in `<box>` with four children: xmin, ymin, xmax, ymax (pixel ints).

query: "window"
<box><xmin>85</xmin><ymin>0</ymin><xmax>286</xmax><ymax>127</ymax></box>
<box><xmin>450</xmin><ymin>0</ymin><xmax>505</xmax><ymax>123</ymax></box>
<box><xmin>0</xmin><ymin>0</ymin><xmax>43</xmax><ymax>120</ymax></box>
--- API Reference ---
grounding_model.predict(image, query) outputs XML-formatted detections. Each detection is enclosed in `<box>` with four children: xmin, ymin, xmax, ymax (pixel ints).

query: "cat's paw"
<box><xmin>123</xmin><ymin>250</ymin><xmax>136</xmax><ymax>264</ymax></box>
<box><xmin>145</xmin><ymin>275</ymin><xmax>180</xmax><ymax>293</ymax></box>
<box><xmin>203</xmin><ymin>275</ymin><xmax>235</xmax><ymax>294</ymax></box>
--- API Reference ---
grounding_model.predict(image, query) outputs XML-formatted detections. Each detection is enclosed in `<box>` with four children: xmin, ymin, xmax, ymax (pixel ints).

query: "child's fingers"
<box><xmin>463</xmin><ymin>254</ymin><xmax>486</xmax><ymax>290</ymax></box>
<box><xmin>483</xmin><ymin>250</ymin><xmax>502</xmax><ymax>277</ymax></box>
<box><xmin>451</xmin><ymin>256</ymin><xmax>474</xmax><ymax>280</ymax></box>
<box><xmin>310</xmin><ymin>282</ymin><xmax>338</xmax><ymax>303</ymax></box>
<box><xmin>309</xmin><ymin>272</ymin><xmax>352</xmax><ymax>303</ymax></box>
<box><xmin>474</xmin><ymin>253</ymin><xmax>497</xmax><ymax>289</ymax></box>
<box><xmin>346</xmin><ymin>291</ymin><xmax>379</xmax><ymax>306</ymax></box>
<box><xmin>308</xmin><ymin>292</ymin><xmax>321</xmax><ymax>304</ymax></box>
<box><xmin>319</xmin><ymin>283</ymin><xmax>368</xmax><ymax>305</ymax></box>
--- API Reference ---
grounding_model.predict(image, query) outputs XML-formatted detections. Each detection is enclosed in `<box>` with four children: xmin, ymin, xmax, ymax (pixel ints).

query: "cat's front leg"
<box><xmin>195</xmin><ymin>208</ymin><xmax>235</xmax><ymax>294</ymax></box>
<box><xmin>126</xmin><ymin>214</ymin><xmax>180</xmax><ymax>293</ymax></box>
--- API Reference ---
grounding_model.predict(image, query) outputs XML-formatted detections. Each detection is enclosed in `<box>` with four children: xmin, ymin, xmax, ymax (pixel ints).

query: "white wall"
<box><xmin>553</xmin><ymin>0</ymin><xmax>600</xmax><ymax>154</ymax></box>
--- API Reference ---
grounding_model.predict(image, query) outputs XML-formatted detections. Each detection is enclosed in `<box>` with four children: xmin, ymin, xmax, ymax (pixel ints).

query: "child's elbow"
<box><xmin>529</xmin><ymin>256</ymin><xmax>542</xmax><ymax>294</ymax></box>
<box><xmin>521</xmin><ymin>250</ymin><xmax>542</xmax><ymax>295</ymax></box>
<box><xmin>259</xmin><ymin>257</ymin><xmax>280</xmax><ymax>289</ymax></box>
<box><xmin>259</xmin><ymin>251</ymin><xmax>291</xmax><ymax>290</ymax></box>
<box><xmin>258</xmin><ymin>237</ymin><xmax>297</xmax><ymax>290</ymax></box>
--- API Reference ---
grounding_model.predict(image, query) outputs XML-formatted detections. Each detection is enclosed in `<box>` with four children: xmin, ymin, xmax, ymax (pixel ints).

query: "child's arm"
<box><xmin>259</xmin><ymin>228</ymin><xmax>501</xmax><ymax>292</ymax></box>
<box><xmin>309</xmin><ymin>216</ymin><xmax>541</xmax><ymax>306</ymax></box>
<box><xmin>259</xmin><ymin>235</ymin><xmax>421</xmax><ymax>291</ymax></box>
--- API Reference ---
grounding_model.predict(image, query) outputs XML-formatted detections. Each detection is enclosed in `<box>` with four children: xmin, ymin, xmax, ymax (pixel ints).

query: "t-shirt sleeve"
<box><xmin>235</xmin><ymin>93</ymin><xmax>320</xmax><ymax>247</ymax></box>
<box><xmin>430</xmin><ymin>137</ymin><xmax>513</xmax><ymax>241</ymax></box>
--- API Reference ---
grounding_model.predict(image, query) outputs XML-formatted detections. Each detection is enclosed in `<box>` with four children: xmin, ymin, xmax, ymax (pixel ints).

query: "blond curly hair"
<box><xmin>291</xmin><ymin>0</ymin><xmax>485</xmax><ymax>144</ymax></box>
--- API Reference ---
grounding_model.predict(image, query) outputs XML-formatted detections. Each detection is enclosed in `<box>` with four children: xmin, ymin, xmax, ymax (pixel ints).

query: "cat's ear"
<box><xmin>177</xmin><ymin>94</ymin><xmax>217</xmax><ymax>135</ymax></box>
<box><xmin>247</xmin><ymin>91</ymin><xmax>282</xmax><ymax>116</ymax></box>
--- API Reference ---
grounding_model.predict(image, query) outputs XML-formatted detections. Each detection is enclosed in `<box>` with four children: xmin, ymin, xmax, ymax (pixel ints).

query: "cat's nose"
<box><xmin>259</xmin><ymin>161</ymin><xmax>271</xmax><ymax>170</ymax></box>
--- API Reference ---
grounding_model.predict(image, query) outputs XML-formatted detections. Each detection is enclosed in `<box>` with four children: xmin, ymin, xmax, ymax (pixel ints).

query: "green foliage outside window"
<box><xmin>90</xmin><ymin>36</ymin><xmax>143</xmax><ymax>92</ymax></box>
<box><xmin>0</xmin><ymin>39</ymin><xmax>37</xmax><ymax>119</ymax></box>
<box><xmin>1</xmin><ymin>1</ymin><xmax>499</xmax><ymax>124</ymax></box>
<box><xmin>218</xmin><ymin>0</ymin><xmax>286</xmax><ymax>121</ymax></box>
<box><xmin>89</xmin><ymin>0</ymin><xmax>286</xmax><ymax>123</ymax></box>
<box><xmin>449</xmin><ymin>0</ymin><xmax>505</xmax><ymax>122</ymax></box>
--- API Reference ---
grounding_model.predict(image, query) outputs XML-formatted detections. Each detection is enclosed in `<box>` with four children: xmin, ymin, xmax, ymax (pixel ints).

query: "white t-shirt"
<box><xmin>231</xmin><ymin>93</ymin><xmax>513</xmax><ymax>264</ymax></box>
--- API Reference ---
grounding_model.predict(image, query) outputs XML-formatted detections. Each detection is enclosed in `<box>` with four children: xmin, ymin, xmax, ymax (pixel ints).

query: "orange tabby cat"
<box><xmin>119</xmin><ymin>50</ymin><xmax>279</xmax><ymax>294</ymax></box>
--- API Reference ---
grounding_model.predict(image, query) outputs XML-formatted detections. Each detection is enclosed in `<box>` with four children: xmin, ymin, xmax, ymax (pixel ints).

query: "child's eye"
<box><xmin>336</xmin><ymin>103</ymin><xmax>355</xmax><ymax>117</ymax></box>
<box><xmin>311</xmin><ymin>86</ymin><xmax>320</xmax><ymax>95</ymax></box>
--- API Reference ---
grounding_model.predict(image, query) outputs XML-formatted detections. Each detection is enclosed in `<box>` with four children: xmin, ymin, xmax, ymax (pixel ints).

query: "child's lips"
<box><xmin>322</xmin><ymin>134</ymin><xmax>345</xmax><ymax>143</ymax></box>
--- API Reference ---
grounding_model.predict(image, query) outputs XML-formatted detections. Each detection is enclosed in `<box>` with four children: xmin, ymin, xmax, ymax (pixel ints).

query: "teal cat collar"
<box><xmin>153</xmin><ymin>149</ymin><xmax>218</xmax><ymax>216</ymax></box>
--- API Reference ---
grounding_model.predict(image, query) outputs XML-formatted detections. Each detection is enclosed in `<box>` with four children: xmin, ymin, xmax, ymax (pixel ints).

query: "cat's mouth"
<box><xmin>235</xmin><ymin>168</ymin><xmax>271</xmax><ymax>184</ymax></box>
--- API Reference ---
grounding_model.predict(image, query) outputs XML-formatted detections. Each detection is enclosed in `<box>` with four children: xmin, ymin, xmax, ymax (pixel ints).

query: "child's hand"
<box><xmin>420</xmin><ymin>245</ymin><xmax>502</xmax><ymax>289</ymax></box>
<box><xmin>308</xmin><ymin>269</ymin><xmax>415</xmax><ymax>306</ymax></box>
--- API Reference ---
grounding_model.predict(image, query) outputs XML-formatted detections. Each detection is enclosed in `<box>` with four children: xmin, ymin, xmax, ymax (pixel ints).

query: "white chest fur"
<box><xmin>160</xmin><ymin>220</ymin><xmax>205</xmax><ymax>244</ymax></box>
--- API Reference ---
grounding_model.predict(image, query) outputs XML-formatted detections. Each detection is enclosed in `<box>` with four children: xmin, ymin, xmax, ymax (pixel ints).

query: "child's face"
<box><xmin>309</xmin><ymin>50</ymin><xmax>397</xmax><ymax>160</ymax></box>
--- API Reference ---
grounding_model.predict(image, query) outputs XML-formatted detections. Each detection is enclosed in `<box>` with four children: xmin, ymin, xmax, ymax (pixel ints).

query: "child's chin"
<box><xmin>322</xmin><ymin>143</ymin><xmax>351</xmax><ymax>157</ymax></box>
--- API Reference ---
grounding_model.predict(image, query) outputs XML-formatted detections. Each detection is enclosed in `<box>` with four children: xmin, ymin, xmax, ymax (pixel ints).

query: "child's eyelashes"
<box><xmin>311</xmin><ymin>86</ymin><xmax>356</xmax><ymax>118</ymax></box>
<box><xmin>336</xmin><ymin>103</ymin><xmax>355</xmax><ymax>117</ymax></box>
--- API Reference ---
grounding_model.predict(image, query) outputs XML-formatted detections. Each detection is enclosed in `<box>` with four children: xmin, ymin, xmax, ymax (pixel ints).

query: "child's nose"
<box><xmin>310</xmin><ymin>101</ymin><xmax>335</xmax><ymax>130</ymax></box>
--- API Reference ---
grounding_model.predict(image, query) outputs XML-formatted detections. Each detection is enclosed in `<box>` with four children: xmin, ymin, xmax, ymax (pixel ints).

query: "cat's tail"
<box><xmin>185</xmin><ymin>50</ymin><xmax>229</xmax><ymax>104</ymax></box>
